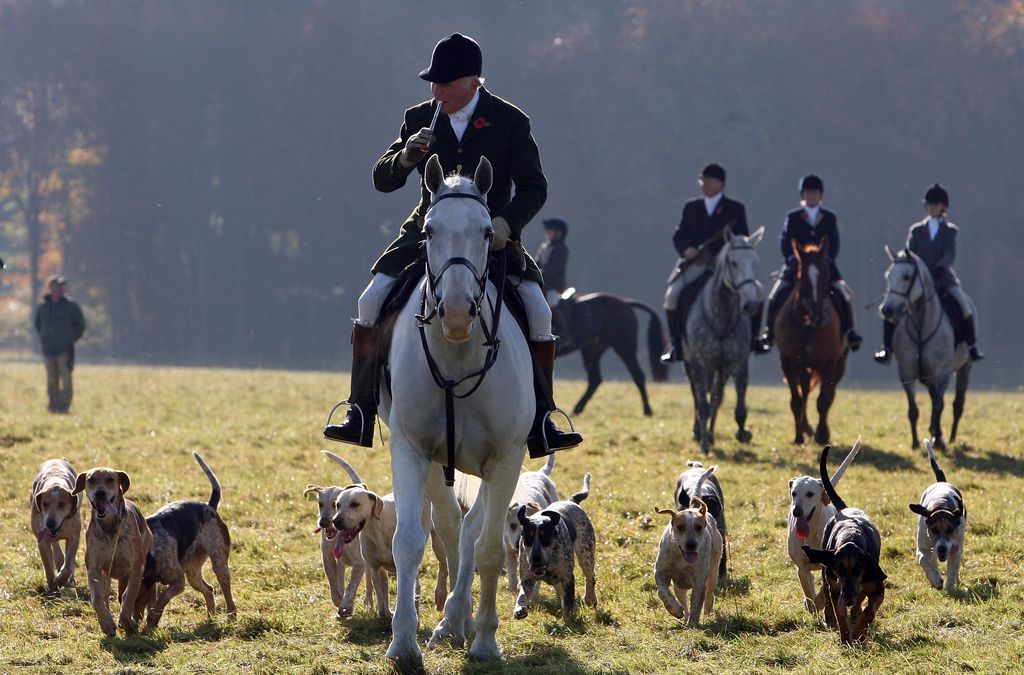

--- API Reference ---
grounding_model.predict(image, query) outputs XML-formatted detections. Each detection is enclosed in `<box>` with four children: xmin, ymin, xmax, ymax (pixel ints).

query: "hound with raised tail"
<box><xmin>910</xmin><ymin>440</ymin><xmax>967</xmax><ymax>593</ymax></box>
<box><xmin>674</xmin><ymin>460</ymin><xmax>728</xmax><ymax>577</ymax></box>
<box><xmin>788</xmin><ymin>437</ymin><xmax>862</xmax><ymax>613</ymax></box>
<box><xmin>512</xmin><ymin>473</ymin><xmax>596</xmax><ymax>620</ymax></box>
<box><xmin>304</xmin><ymin>451</ymin><xmax>371</xmax><ymax>618</ymax></box>
<box><xmin>29</xmin><ymin>458</ymin><xmax>82</xmax><ymax>590</ymax></box>
<box><xmin>73</xmin><ymin>466</ymin><xmax>153</xmax><ymax>637</ymax></box>
<box><xmin>802</xmin><ymin>445</ymin><xmax>886</xmax><ymax>644</ymax></box>
<box><xmin>654</xmin><ymin>466</ymin><xmax>723</xmax><ymax>626</ymax></box>
<box><xmin>136</xmin><ymin>452</ymin><xmax>237</xmax><ymax>628</ymax></box>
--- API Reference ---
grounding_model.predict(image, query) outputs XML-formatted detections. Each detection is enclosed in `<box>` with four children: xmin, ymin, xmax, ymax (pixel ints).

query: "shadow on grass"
<box><xmin>702</xmin><ymin>612</ymin><xmax>802</xmax><ymax>638</ymax></box>
<box><xmin>870</xmin><ymin>630</ymin><xmax>936</xmax><ymax>652</ymax></box>
<box><xmin>717</xmin><ymin>574</ymin><xmax>751</xmax><ymax>597</ymax></box>
<box><xmin>493</xmin><ymin>644</ymin><xmax>601</xmax><ymax>675</ymax></box>
<box><xmin>952</xmin><ymin>578</ymin><xmax>1000</xmax><ymax>604</ymax></box>
<box><xmin>102</xmin><ymin>632</ymin><xmax>168</xmax><ymax>664</ymax></box>
<box><xmin>33</xmin><ymin>583</ymin><xmax>90</xmax><ymax>606</ymax></box>
<box><xmin>950</xmin><ymin>446</ymin><xmax>1024</xmax><ymax>475</ymax></box>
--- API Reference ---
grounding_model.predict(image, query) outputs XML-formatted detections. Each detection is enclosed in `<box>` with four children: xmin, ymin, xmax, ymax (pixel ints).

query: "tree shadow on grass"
<box><xmin>949</xmin><ymin>445</ymin><xmax>1024</xmax><ymax>475</ymax></box>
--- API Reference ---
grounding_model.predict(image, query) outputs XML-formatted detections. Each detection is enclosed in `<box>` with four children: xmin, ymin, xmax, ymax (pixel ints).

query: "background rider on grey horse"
<box><xmin>755</xmin><ymin>174</ymin><xmax>863</xmax><ymax>353</ymax></box>
<box><xmin>323</xmin><ymin>33</ymin><xmax>582</xmax><ymax>457</ymax></box>
<box><xmin>662</xmin><ymin>162</ymin><xmax>760</xmax><ymax>363</ymax></box>
<box><xmin>875</xmin><ymin>183</ymin><xmax>984</xmax><ymax>364</ymax></box>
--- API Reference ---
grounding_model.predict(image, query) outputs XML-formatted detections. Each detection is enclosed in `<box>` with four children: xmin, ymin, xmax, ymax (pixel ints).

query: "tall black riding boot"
<box><xmin>661</xmin><ymin>308</ymin><xmax>681</xmax><ymax>364</ymax></box>
<box><xmin>831</xmin><ymin>291</ymin><xmax>862</xmax><ymax>351</ymax></box>
<box><xmin>527</xmin><ymin>339</ymin><xmax>583</xmax><ymax>459</ymax></box>
<box><xmin>874</xmin><ymin>321</ymin><xmax>895</xmax><ymax>365</ymax></box>
<box><xmin>750</xmin><ymin>301</ymin><xmax>766</xmax><ymax>353</ymax></box>
<box><xmin>755</xmin><ymin>286</ymin><xmax>787</xmax><ymax>353</ymax></box>
<box><xmin>324</xmin><ymin>324</ymin><xmax>377</xmax><ymax>447</ymax></box>
<box><xmin>962</xmin><ymin>316</ymin><xmax>984</xmax><ymax>361</ymax></box>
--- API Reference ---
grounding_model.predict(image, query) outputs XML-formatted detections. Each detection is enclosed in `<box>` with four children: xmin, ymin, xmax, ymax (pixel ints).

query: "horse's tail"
<box><xmin>192</xmin><ymin>451</ymin><xmax>221</xmax><ymax>511</ymax></box>
<box><xmin>627</xmin><ymin>300</ymin><xmax>669</xmax><ymax>382</ymax></box>
<box><xmin>818</xmin><ymin>445</ymin><xmax>848</xmax><ymax>515</ymax></box>
<box><xmin>925</xmin><ymin>439</ymin><xmax>947</xmax><ymax>483</ymax></box>
<box><xmin>321</xmin><ymin>450</ymin><xmax>363</xmax><ymax>485</ymax></box>
<box><xmin>570</xmin><ymin>473</ymin><xmax>592</xmax><ymax>504</ymax></box>
<box><xmin>541</xmin><ymin>454</ymin><xmax>556</xmax><ymax>477</ymax></box>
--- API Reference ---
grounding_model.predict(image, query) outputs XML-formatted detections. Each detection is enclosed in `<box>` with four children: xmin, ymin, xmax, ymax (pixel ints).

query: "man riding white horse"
<box><xmin>323</xmin><ymin>33</ymin><xmax>581</xmax><ymax>457</ymax></box>
<box><xmin>875</xmin><ymin>183</ymin><xmax>984</xmax><ymax>364</ymax></box>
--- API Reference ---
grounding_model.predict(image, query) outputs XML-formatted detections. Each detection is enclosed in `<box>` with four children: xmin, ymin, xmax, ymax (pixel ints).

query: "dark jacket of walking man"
<box><xmin>323</xmin><ymin>33</ymin><xmax>582</xmax><ymax>458</ymax></box>
<box><xmin>34</xmin><ymin>275</ymin><xmax>85</xmax><ymax>413</ymax></box>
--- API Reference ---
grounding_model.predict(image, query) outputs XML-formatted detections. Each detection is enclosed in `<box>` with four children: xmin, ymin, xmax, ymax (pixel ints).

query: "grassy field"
<box><xmin>1</xmin><ymin>362</ymin><xmax>1023</xmax><ymax>674</ymax></box>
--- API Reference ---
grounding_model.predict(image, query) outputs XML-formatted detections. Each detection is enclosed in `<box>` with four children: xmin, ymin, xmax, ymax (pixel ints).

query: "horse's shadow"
<box><xmin>484</xmin><ymin>644</ymin><xmax>594</xmax><ymax>675</ymax></box>
<box><xmin>701</xmin><ymin>612</ymin><xmax>802</xmax><ymax>638</ymax></box>
<box><xmin>949</xmin><ymin>445</ymin><xmax>1024</xmax><ymax>475</ymax></box>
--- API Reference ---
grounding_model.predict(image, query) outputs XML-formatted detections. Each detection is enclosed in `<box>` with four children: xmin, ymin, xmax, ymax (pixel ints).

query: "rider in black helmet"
<box><xmin>874</xmin><ymin>184</ymin><xmax>984</xmax><ymax>363</ymax></box>
<box><xmin>536</xmin><ymin>217</ymin><xmax>573</xmax><ymax>349</ymax></box>
<box><xmin>755</xmin><ymin>174</ymin><xmax>862</xmax><ymax>353</ymax></box>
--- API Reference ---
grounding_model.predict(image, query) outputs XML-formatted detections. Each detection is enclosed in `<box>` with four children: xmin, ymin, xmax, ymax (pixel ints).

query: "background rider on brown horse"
<box><xmin>755</xmin><ymin>174</ymin><xmax>862</xmax><ymax>353</ymax></box>
<box><xmin>662</xmin><ymin>163</ymin><xmax>761</xmax><ymax>363</ymax></box>
<box><xmin>874</xmin><ymin>183</ymin><xmax>984</xmax><ymax>364</ymax></box>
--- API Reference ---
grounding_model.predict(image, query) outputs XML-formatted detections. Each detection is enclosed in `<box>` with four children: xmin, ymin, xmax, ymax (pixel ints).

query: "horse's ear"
<box><xmin>424</xmin><ymin>154</ymin><xmax>444</xmax><ymax>196</ymax></box>
<box><xmin>884</xmin><ymin>244</ymin><xmax>894</xmax><ymax>262</ymax></box>
<box><xmin>790</xmin><ymin>238</ymin><xmax>801</xmax><ymax>261</ymax></box>
<box><xmin>749</xmin><ymin>226</ymin><xmax>765</xmax><ymax>247</ymax></box>
<box><xmin>474</xmin><ymin>156</ymin><xmax>492</xmax><ymax>196</ymax></box>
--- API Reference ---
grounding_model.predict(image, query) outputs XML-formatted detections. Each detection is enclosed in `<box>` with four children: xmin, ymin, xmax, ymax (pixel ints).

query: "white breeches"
<box><xmin>545</xmin><ymin>289</ymin><xmax>562</xmax><ymax>308</ymax></box>
<box><xmin>946</xmin><ymin>285</ymin><xmax>974</xmax><ymax>318</ymax></box>
<box><xmin>356</xmin><ymin>274</ymin><xmax>553</xmax><ymax>341</ymax></box>
<box><xmin>664</xmin><ymin>262</ymin><xmax>709</xmax><ymax>310</ymax></box>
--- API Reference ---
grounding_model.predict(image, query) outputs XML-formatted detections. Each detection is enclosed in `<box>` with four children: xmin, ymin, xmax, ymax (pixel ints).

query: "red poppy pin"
<box><xmin>472</xmin><ymin>116</ymin><xmax>490</xmax><ymax>130</ymax></box>
<box><xmin>714</xmin><ymin>206</ymin><xmax>722</xmax><ymax>216</ymax></box>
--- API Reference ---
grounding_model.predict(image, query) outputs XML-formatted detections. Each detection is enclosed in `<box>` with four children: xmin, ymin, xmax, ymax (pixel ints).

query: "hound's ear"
<box><xmin>68</xmin><ymin>490</ymin><xmax>79</xmax><ymax>512</ymax></box>
<box><xmin>690</xmin><ymin>496</ymin><xmax>708</xmax><ymax>517</ymax></box>
<box><xmin>474</xmin><ymin>156</ymin><xmax>492</xmax><ymax>195</ymax></box>
<box><xmin>790</xmin><ymin>238</ymin><xmax>801</xmax><ymax>261</ymax></box>
<box><xmin>117</xmin><ymin>471</ymin><xmax>131</xmax><ymax>495</ymax></box>
<box><xmin>870</xmin><ymin>559</ymin><xmax>888</xmax><ymax>582</ymax></box>
<box><xmin>788</xmin><ymin>478</ymin><xmax>796</xmax><ymax>490</ymax></box>
<box><xmin>655</xmin><ymin>507</ymin><xmax>676</xmax><ymax>517</ymax></box>
<box><xmin>525</xmin><ymin>501</ymin><xmax>542</xmax><ymax>513</ymax></box>
<box><xmin>73</xmin><ymin>472</ymin><xmax>87</xmax><ymax>496</ymax></box>
<box><xmin>540</xmin><ymin>510</ymin><xmax>562</xmax><ymax>528</ymax></box>
<box><xmin>424</xmin><ymin>154</ymin><xmax>444</xmax><ymax>195</ymax></box>
<box><xmin>303</xmin><ymin>485</ymin><xmax>323</xmax><ymax>499</ymax></box>
<box><xmin>884</xmin><ymin>244</ymin><xmax>894</xmax><ymax>261</ymax></box>
<box><xmin>820</xmin><ymin>236</ymin><xmax>830</xmax><ymax>258</ymax></box>
<box><xmin>33</xmin><ymin>491</ymin><xmax>45</xmax><ymax>512</ymax></box>
<box><xmin>749</xmin><ymin>225</ymin><xmax>765</xmax><ymax>247</ymax></box>
<box><xmin>909</xmin><ymin>503</ymin><xmax>930</xmax><ymax>517</ymax></box>
<box><xmin>676</xmin><ymin>489</ymin><xmax>689</xmax><ymax>509</ymax></box>
<box><xmin>802</xmin><ymin>546</ymin><xmax>833</xmax><ymax>567</ymax></box>
<box><xmin>821</xmin><ymin>488</ymin><xmax>831</xmax><ymax>506</ymax></box>
<box><xmin>517</xmin><ymin>504</ymin><xmax>530</xmax><ymax>526</ymax></box>
<box><xmin>370</xmin><ymin>493</ymin><xmax>384</xmax><ymax>519</ymax></box>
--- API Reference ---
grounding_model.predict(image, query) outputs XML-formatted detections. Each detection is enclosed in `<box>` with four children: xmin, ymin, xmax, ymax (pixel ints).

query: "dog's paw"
<box><xmin>336</xmin><ymin>606</ymin><xmax>354</xmax><ymax>619</ymax></box>
<box><xmin>513</xmin><ymin>605</ymin><xmax>529</xmax><ymax>620</ymax></box>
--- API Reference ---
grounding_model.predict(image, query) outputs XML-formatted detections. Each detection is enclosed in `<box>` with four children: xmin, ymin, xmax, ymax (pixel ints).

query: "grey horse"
<box><xmin>682</xmin><ymin>227</ymin><xmax>765</xmax><ymax>455</ymax></box>
<box><xmin>880</xmin><ymin>246</ymin><xmax>971</xmax><ymax>450</ymax></box>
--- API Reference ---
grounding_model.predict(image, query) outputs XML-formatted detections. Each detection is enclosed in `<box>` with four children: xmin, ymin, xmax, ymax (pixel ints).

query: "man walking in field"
<box><xmin>34</xmin><ymin>274</ymin><xmax>86</xmax><ymax>413</ymax></box>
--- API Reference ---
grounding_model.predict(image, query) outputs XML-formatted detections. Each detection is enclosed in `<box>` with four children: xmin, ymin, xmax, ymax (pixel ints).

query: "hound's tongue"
<box><xmin>529</xmin><ymin>564</ymin><xmax>547</xmax><ymax>576</ymax></box>
<box><xmin>94</xmin><ymin>501</ymin><xmax>109</xmax><ymax>518</ymax></box>
<box><xmin>683</xmin><ymin>550</ymin><xmax>699</xmax><ymax>564</ymax></box>
<box><xmin>36</xmin><ymin>529</ymin><xmax>52</xmax><ymax>545</ymax></box>
<box><xmin>332</xmin><ymin>540</ymin><xmax>343</xmax><ymax>560</ymax></box>
<box><xmin>796</xmin><ymin>517</ymin><xmax>811</xmax><ymax>539</ymax></box>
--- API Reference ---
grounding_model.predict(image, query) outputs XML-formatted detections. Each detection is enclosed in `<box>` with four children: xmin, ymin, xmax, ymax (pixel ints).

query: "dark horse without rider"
<box><xmin>774</xmin><ymin>240</ymin><xmax>849</xmax><ymax>445</ymax></box>
<box><xmin>556</xmin><ymin>291</ymin><xmax>668</xmax><ymax>416</ymax></box>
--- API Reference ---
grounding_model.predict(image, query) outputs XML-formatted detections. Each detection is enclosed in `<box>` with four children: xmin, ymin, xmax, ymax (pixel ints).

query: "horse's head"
<box><xmin>880</xmin><ymin>245</ymin><xmax>928</xmax><ymax>322</ymax></box>
<box><xmin>423</xmin><ymin>154</ymin><xmax>494</xmax><ymax>343</ymax></box>
<box><xmin>718</xmin><ymin>226</ymin><xmax>764</xmax><ymax>316</ymax></box>
<box><xmin>791</xmin><ymin>238</ymin><xmax>832</xmax><ymax>328</ymax></box>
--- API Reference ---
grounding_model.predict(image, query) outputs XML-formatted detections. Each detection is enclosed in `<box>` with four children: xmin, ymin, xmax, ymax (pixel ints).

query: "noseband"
<box><xmin>886</xmin><ymin>258</ymin><xmax>922</xmax><ymax>304</ymax></box>
<box><xmin>719</xmin><ymin>244</ymin><xmax>759</xmax><ymax>295</ymax></box>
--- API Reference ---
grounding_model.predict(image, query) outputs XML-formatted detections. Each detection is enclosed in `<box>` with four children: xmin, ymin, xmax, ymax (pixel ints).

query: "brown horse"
<box><xmin>775</xmin><ymin>240</ymin><xmax>848</xmax><ymax>445</ymax></box>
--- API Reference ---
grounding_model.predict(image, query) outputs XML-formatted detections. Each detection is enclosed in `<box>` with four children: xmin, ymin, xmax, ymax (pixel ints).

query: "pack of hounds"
<box><xmin>30</xmin><ymin>439</ymin><xmax>965</xmax><ymax>645</ymax></box>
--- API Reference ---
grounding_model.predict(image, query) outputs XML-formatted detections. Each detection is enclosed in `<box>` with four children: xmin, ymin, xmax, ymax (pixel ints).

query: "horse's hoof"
<box><xmin>573</xmin><ymin>405</ymin><xmax>585</xmax><ymax>416</ymax></box>
<box><xmin>814</xmin><ymin>429</ymin><xmax>830</xmax><ymax>445</ymax></box>
<box><xmin>386</xmin><ymin>638</ymin><xmax>423</xmax><ymax>665</ymax></box>
<box><xmin>469</xmin><ymin>635</ymin><xmax>502</xmax><ymax>661</ymax></box>
<box><xmin>427</xmin><ymin>618</ymin><xmax>465</xmax><ymax>649</ymax></box>
<box><xmin>932</xmin><ymin>437</ymin><xmax>946</xmax><ymax>451</ymax></box>
<box><xmin>912</xmin><ymin>440</ymin><xmax>921</xmax><ymax>449</ymax></box>
<box><xmin>735</xmin><ymin>428</ymin><xmax>752</xmax><ymax>443</ymax></box>
<box><xmin>794</xmin><ymin>435</ymin><xmax>804</xmax><ymax>446</ymax></box>
<box><xmin>336</xmin><ymin>606</ymin><xmax>353</xmax><ymax>619</ymax></box>
<box><xmin>643</xmin><ymin>407</ymin><xmax>653</xmax><ymax>417</ymax></box>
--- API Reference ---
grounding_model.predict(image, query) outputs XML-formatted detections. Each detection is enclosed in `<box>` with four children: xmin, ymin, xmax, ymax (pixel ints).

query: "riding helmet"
<box><xmin>700</xmin><ymin>163</ymin><xmax>726</xmax><ymax>183</ymax></box>
<box><xmin>799</xmin><ymin>174</ymin><xmax>824</xmax><ymax>193</ymax></box>
<box><xmin>419</xmin><ymin>33</ymin><xmax>483</xmax><ymax>83</ymax></box>
<box><xmin>924</xmin><ymin>183</ymin><xmax>949</xmax><ymax>206</ymax></box>
<box><xmin>542</xmin><ymin>217</ymin><xmax>569</xmax><ymax>236</ymax></box>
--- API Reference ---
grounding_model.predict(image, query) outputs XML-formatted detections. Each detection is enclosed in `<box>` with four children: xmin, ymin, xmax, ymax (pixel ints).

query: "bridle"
<box><xmin>886</xmin><ymin>255</ymin><xmax>943</xmax><ymax>377</ymax></box>
<box><xmin>414</xmin><ymin>189</ymin><xmax>508</xmax><ymax>487</ymax></box>
<box><xmin>699</xmin><ymin>241</ymin><xmax>757</xmax><ymax>343</ymax></box>
<box><xmin>791</xmin><ymin>255</ymin><xmax>831</xmax><ymax>329</ymax></box>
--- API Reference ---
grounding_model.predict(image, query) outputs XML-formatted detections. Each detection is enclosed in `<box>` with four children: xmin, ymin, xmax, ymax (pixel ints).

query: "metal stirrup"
<box><xmin>325</xmin><ymin>399</ymin><xmax>365</xmax><ymax>439</ymax></box>
<box><xmin>539</xmin><ymin>407</ymin><xmax>578</xmax><ymax>454</ymax></box>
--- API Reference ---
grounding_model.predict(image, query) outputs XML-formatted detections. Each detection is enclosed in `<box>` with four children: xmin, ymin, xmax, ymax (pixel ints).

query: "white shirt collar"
<box><xmin>803</xmin><ymin>204</ymin><xmax>821</xmax><ymax>223</ymax></box>
<box><xmin>927</xmin><ymin>216</ymin><xmax>942</xmax><ymax>240</ymax></box>
<box><xmin>703</xmin><ymin>192</ymin><xmax>723</xmax><ymax>216</ymax></box>
<box><xmin>448</xmin><ymin>89</ymin><xmax>480</xmax><ymax>123</ymax></box>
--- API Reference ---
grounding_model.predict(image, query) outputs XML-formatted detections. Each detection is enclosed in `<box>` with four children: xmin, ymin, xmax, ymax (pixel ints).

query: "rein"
<box><xmin>888</xmin><ymin>258</ymin><xmax>943</xmax><ymax>379</ymax></box>
<box><xmin>698</xmin><ymin>244</ymin><xmax>756</xmax><ymax>366</ymax></box>
<box><xmin>414</xmin><ymin>190</ymin><xmax>507</xmax><ymax>486</ymax></box>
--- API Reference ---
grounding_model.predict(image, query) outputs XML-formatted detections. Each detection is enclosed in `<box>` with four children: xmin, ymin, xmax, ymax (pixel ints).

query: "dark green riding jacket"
<box><xmin>371</xmin><ymin>87</ymin><xmax>547</xmax><ymax>285</ymax></box>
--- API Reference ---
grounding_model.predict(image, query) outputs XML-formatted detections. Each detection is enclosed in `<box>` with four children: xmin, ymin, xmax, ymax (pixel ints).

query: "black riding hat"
<box><xmin>542</xmin><ymin>217</ymin><xmax>569</xmax><ymax>235</ymax></box>
<box><xmin>800</xmin><ymin>174</ymin><xmax>824</xmax><ymax>193</ymax></box>
<box><xmin>924</xmin><ymin>183</ymin><xmax>949</xmax><ymax>206</ymax></box>
<box><xmin>700</xmin><ymin>163</ymin><xmax>726</xmax><ymax>182</ymax></box>
<box><xmin>419</xmin><ymin>33</ymin><xmax>483</xmax><ymax>83</ymax></box>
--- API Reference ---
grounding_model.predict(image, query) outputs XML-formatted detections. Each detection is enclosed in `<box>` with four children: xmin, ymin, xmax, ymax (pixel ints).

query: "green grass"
<box><xmin>1</xmin><ymin>362</ymin><xmax>1023</xmax><ymax>674</ymax></box>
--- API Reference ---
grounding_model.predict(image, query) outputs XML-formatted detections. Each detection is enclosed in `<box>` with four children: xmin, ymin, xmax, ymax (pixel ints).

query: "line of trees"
<box><xmin>1</xmin><ymin>1</ymin><xmax>1021</xmax><ymax>384</ymax></box>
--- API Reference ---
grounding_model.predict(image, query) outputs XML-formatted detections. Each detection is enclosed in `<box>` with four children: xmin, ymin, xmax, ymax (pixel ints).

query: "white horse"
<box><xmin>880</xmin><ymin>246</ymin><xmax>970</xmax><ymax>450</ymax></box>
<box><xmin>379</xmin><ymin>154</ymin><xmax>533</xmax><ymax>663</ymax></box>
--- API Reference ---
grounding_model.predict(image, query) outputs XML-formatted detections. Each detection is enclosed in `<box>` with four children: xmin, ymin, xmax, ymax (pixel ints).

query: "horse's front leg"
<box><xmin>950</xmin><ymin>364</ymin><xmax>970</xmax><ymax>444</ymax></box>
<box><xmin>928</xmin><ymin>375</ymin><xmax>950</xmax><ymax>450</ymax></box>
<box><xmin>732</xmin><ymin>360</ymin><xmax>752</xmax><ymax>443</ymax></box>
<box><xmin>707</xmin><ymin>370</ymin><xmax>727</xmax><ymax>446</ymax></box>
<box><xmin>386</xmin><ymin>441</ymin><xmax>431</xmax><ymax>665</ymax></box>
<box><xmin>814</xmin><ymin>360</ymin><xmax>844</xmax><ymax>445</ymax></box>
<box><xmin>781</xmin><ymin>358</ymin><xmax>805</xmax><ymax>445</ymax></box>
<box><xmin>424</xmin><ymin>464</ymin><xmax>460</xmax><ymax>610</ymax></box>
<box><xmin>429</xmin><ymin>478</ymin><xmax>484</xmax><ymax>650</ymax></box>
<box><xmin>690</xmin><ymin>364</ymin><xmax>713</xmax><ymax>455</ymax></box>
<box><xmin>469</xmin><ymin>454</ymin><xmax>523</xmax><ymax>661</ymax></box>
